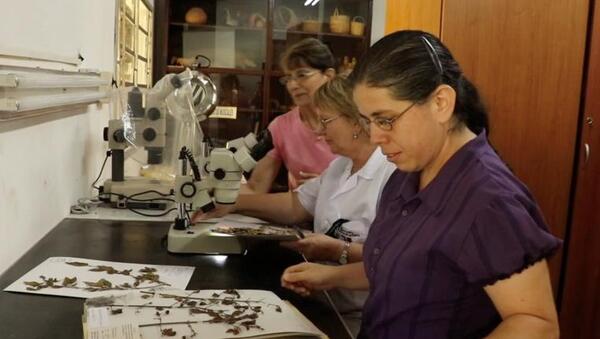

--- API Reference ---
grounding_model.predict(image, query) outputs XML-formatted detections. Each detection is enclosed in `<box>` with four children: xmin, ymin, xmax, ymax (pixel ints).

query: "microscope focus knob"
<box><xmin>147</xmin><ymin>107</ymin><xmax>161</xmax><ymax>120</ymax></box>
<box><xmin>170</xmin><ymin>75</ymin><xmax>182</xmax><ymax>88</ymax></box>
<box><xmin>143</xmin><ymin>128</ymin><xmax>156</xmax><ymax>141</ymax></box>
<box><xmin>113</xmin><ymin>129</ymin><xmax>126</xmax><ymax>143</ymax></box>
<box><xmin>103</xmin><ymin>127</ymin><xmax>109</xmax><ymax>141</ymax></box>
<box><xmin>180</xmin><ymin>182</ymin><xmax>196</xmax><ymax>198</ymax></box>
<box><xmin>214</xmin><ymin>168</ymin><xmax>226</xmax><ymax>180</ymax></box>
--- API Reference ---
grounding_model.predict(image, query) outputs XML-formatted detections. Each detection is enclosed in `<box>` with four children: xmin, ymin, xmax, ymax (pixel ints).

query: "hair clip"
<box><xmin>420</xmin><ymin>36</ymin><xmax>444</xmax><ymax>76</ymax></box>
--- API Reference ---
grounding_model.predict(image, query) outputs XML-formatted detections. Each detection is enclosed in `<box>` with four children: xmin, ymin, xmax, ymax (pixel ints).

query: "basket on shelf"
<box><xmin>329</xmin><ymin>8</ymin><xmax>350</xmax><ymax>34</ymax></box>
<box><xmin>302</xmin><ymin>19</ymin><xmax>321</xmax><ymax>33</ymax></box>
<box><xmin>350</xmin><ymin>16</ymin><xmax>365</xmax><ymax>36</ymax></box>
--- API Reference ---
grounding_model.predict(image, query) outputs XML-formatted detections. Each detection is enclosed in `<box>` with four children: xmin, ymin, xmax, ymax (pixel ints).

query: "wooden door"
<box><xmin>440</xmin><ymin>0</ymin><xmax>589</xmax><ymax>291</ymax></box>
<box><xmin>559</xmin><ymin>0</ymin><xmax>600</xmax><ymax>337</ymax></box>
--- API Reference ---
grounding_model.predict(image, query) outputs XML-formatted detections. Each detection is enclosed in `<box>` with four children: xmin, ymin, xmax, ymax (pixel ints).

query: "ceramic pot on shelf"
<box><xmin>185</xmin><ymin>7</ymin><xmax>207</xmax><ymax>25</ymax></box>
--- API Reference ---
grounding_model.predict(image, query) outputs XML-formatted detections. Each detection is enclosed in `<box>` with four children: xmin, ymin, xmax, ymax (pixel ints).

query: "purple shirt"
<box><xmin>361</xmin><ymin>132</ymin><xmax>561</xmax><ymax>339</ymax></box>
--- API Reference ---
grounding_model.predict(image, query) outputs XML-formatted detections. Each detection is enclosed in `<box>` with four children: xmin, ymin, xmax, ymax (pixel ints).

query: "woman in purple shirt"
<box><xmin>281</xmin><ymin>30</ymin><xmax>561</xmax><ymax>339</ymax></box>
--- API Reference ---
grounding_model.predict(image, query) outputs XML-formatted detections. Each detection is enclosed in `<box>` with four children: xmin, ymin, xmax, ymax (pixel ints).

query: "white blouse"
<box><xmin>295</xmin><ymin>147</ymin><xmax>395</xmax><ymax>313</ymax></box>
<box><xmin>296</xmin><ymin>147</ymin><xmax>396</xmax><ymax>244</ymax></box>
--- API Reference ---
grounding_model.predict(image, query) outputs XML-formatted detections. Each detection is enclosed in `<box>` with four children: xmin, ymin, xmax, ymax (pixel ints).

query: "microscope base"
<box><xmin>167</xmin><ymin>222</ymin><xmax>244</xmax><ymax>254</ymax></box>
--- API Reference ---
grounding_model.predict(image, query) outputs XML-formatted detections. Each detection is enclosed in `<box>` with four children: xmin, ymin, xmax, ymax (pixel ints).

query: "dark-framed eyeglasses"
<box><xmin>362</xmin><ymin>102</ymin><xmax>417</xmax><ymax>131</ymax></box>
<box><xmin>279</xmin><ymin>69</ymin><xmax>320</xmax><ymax>85</ymax></box>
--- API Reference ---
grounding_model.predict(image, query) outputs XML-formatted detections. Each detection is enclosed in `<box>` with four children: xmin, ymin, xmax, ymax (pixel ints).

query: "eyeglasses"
<box><xmin>362</xmin><ymin>102</ymin><xmax>417</xmax><ymax>131</ymax></box>
<box><xmin>279</xmin><ymin>69</ymin><xmax>320</xmax><ymax>85</ymax></box>
<box><xmin>319</xmin><ymin>115</ymin><xmax>341</xmax><ymax>129</ymax></box>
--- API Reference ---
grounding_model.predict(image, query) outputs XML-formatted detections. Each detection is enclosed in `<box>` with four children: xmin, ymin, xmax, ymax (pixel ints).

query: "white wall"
<box><xmin>0</xmin><ymin>0</ymin><xmax>116</xmax><ymax>274</ymax></box>
<box><xmin>371</xmin><ymin>0</ymin><xmax>386</xmax><ymax>44</ymax></box>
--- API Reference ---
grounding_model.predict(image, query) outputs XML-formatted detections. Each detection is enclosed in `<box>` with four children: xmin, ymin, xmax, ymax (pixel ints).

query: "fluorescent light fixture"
<box><xmin>0</xmin><ymin>66</ymin><xmax>111</xmax><ymax>113</ymax></box>
<box><xmin>0</xmin><ymin>71</ymin><xmax>109</xmax><ymax>89</ymax></box>
<box><xmin>311</xmin><ymin>0</ymin><xmax>320</xmax><ymax>6</ymax></box>
<box><xmin>0</xmin><ymin>92</ymin><xmax>108</xmax><ymax>112</ymax></box>
<box><xmin>304</xmin><ymin>0</ymin><xmax>313</xmax><ymax>5</ymax></box>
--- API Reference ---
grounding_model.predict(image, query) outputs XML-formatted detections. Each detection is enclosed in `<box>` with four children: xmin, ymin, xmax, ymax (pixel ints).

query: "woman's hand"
<box><xmin>280</xmin><ymin>233</ymin><xmax>343</xmax><ymax>262</ymax></box>
<box><xmin>191</xmin><ymin>203</ymin><xmax>236</xmax><ymax>222</ymax></box>
<box><xmin>297</xmin><ymin>171</ymin><xmax>320</xmax><ymax>185</ymax></box>
<box><xmin>281</xmin><ymin>262</ymin><xmax>338</xmax><ymax>297</ymax></box>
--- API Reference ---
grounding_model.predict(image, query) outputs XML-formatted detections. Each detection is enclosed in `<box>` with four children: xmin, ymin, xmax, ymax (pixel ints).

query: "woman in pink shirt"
<box><xmin>246</xmin><ymin>38</ymin><xmax>337</xmax><ymax>192</ymax></box>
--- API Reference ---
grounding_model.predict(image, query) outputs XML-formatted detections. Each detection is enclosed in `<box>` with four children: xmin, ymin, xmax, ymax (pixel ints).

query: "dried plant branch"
<box><xmin>24</xmin><ymin>262</ymin><xmax>171</xmax><ymax>293</ymax></box>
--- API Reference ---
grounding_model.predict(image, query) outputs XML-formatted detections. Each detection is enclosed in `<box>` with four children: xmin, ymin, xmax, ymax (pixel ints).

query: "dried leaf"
<box><xmin>62</xmin><ymin>277</ymin><xmax>77</xmax><ymax>287</ymax></box>
<box><xmin>24</xmin><ymin>281</ymin><xmax>41</xmax><ymax>288</ymax></box>
<box><xmin>161</xmin><ymin>328</ymin><xmax>176</xmax><ymax>336</ymax></box>
<box><xmin>66</xmin><ymin>261</ymin><xmax>89</xmax><ymax>267</ymax></box>
<box><xmin>84</xmin><ymin>278</ymin><xmax>113</xmax><ymax>290</ymax></box>
<box><xmin>226</xmin><ymin>327</ymin><xmax>240</xmax><ymax>335</ymax></box>
<box><xmin>224</xmin><ymin>289</ymin><xmax>240</xmax><ymax>299</ymax></box>
<box><xmin>140</xmin><ymin>267</ymin><xmax>157</xmax><ymax>273</ymax></box>
<box><xmin>221</xmin><ymin>298</ymin><xmax>235</xmax><ymax>305</ymax></box>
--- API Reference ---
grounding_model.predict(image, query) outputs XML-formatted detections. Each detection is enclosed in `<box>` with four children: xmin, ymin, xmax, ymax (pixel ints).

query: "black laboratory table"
<box><xmin>0</xmin><ymin>218</ymin><xmax>352</xmax><ymax>339</ymax></box>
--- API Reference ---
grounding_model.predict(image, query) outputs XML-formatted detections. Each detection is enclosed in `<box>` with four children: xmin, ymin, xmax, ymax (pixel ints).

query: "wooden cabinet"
<box><xmin>385</xmin><ymin>0</ymin><xmax>441</xmax><ymax>37</ymax></box>
<box><xmin>385</xmin><ymin>0</ymin><xmax>590</xmax><ymax>294</ymax></box>
<box><xmin>154</xmin><ymin>0</ymin><xmax>372</xmax><ymax>146</ymax></box>
<box><xmin>559</xmin><ymin>1</ymin><xmax>600</xmax><ymax>337</ymax></box>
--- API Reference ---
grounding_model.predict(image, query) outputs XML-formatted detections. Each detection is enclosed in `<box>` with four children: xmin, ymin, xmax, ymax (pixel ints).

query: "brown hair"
<box><xmin>280</xmin><ymin>38</ymin><xmax>336</xmax><ymax>72</ymax></box>
<box><xmin>314</xmin><ymin>76</ymin><xmax>368</xmax><ymax>134</ymax></box>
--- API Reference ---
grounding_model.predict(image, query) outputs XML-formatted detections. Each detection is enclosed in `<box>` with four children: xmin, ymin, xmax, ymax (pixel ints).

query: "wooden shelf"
<box><xmin>166</xmin><ymin>65</ymin><xmax>264</xmax><ymax>76</ymax></box>
<box><xmin>169</xmin><ymin>23</ymin><xmax>362</xmax><ymax>39</ymax></box>
<box><xmin>171</xmin><ymin>22</ymin><xmax>266</xmax><ymax>32</ymax></box>
<box><xmin>274</xmin><ymin>29</ymin><xmax>365</xmax><ymax>40</ymax></box>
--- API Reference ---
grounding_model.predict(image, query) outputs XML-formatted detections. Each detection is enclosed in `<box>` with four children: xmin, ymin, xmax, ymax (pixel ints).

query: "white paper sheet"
<box><xmin>83</xmin><ymin>288</ymin><xmax>325</xmax><ymax>339</ymax></box>
<box><xmin>4</xmin><ymin>257</ymin><xmax>195</xmax><ymax>299</ymax></box>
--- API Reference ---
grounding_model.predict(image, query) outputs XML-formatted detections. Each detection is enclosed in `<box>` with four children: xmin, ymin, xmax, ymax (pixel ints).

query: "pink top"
<box><xmin>267</xmin><ymin>107</ymin><xmax>336</xmax><ymax>190</ymax></box>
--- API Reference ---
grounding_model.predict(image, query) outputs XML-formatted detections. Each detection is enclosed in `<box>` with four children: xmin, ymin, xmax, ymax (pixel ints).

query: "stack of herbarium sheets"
<box><xmin>82</xmin><ymin>288</ymin><xmax>327</xmax><ymax>339</ymax></box>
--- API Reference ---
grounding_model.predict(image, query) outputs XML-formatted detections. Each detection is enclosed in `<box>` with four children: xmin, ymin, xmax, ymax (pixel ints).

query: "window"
<box><xmin>116</xmin><ymin>0</ymin><xmax>153</xmax><ymax>88</ymax></box>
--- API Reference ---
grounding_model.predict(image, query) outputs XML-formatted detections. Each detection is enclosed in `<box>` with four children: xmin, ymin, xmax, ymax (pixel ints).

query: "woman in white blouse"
<box><xmin>192</xmin><ymin>77</ymin><xmax>395</xmax><ymax>334</ymax></box>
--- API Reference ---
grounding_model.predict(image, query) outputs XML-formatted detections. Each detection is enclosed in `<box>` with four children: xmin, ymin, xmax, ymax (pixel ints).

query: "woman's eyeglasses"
<box><xmin>279</xmin><ymin>69</ymin><xmax>320</xmax><ymax>85</ymax></box>
<box><xmin>362</xmin><ymin>102</ymin><xmax>417</xmax><ymax>131</ymax></box>
<box><xmin>319</xmin><ymin>115</ymin><xmax>341</xmax><ymax>129</ymax></box>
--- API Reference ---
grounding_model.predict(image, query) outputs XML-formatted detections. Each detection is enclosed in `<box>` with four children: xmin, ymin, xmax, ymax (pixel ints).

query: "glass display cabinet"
<box><xmin>154</xmin><ymin>0</ymin><xmax>372</xmax><ymax>146</ymax></box>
